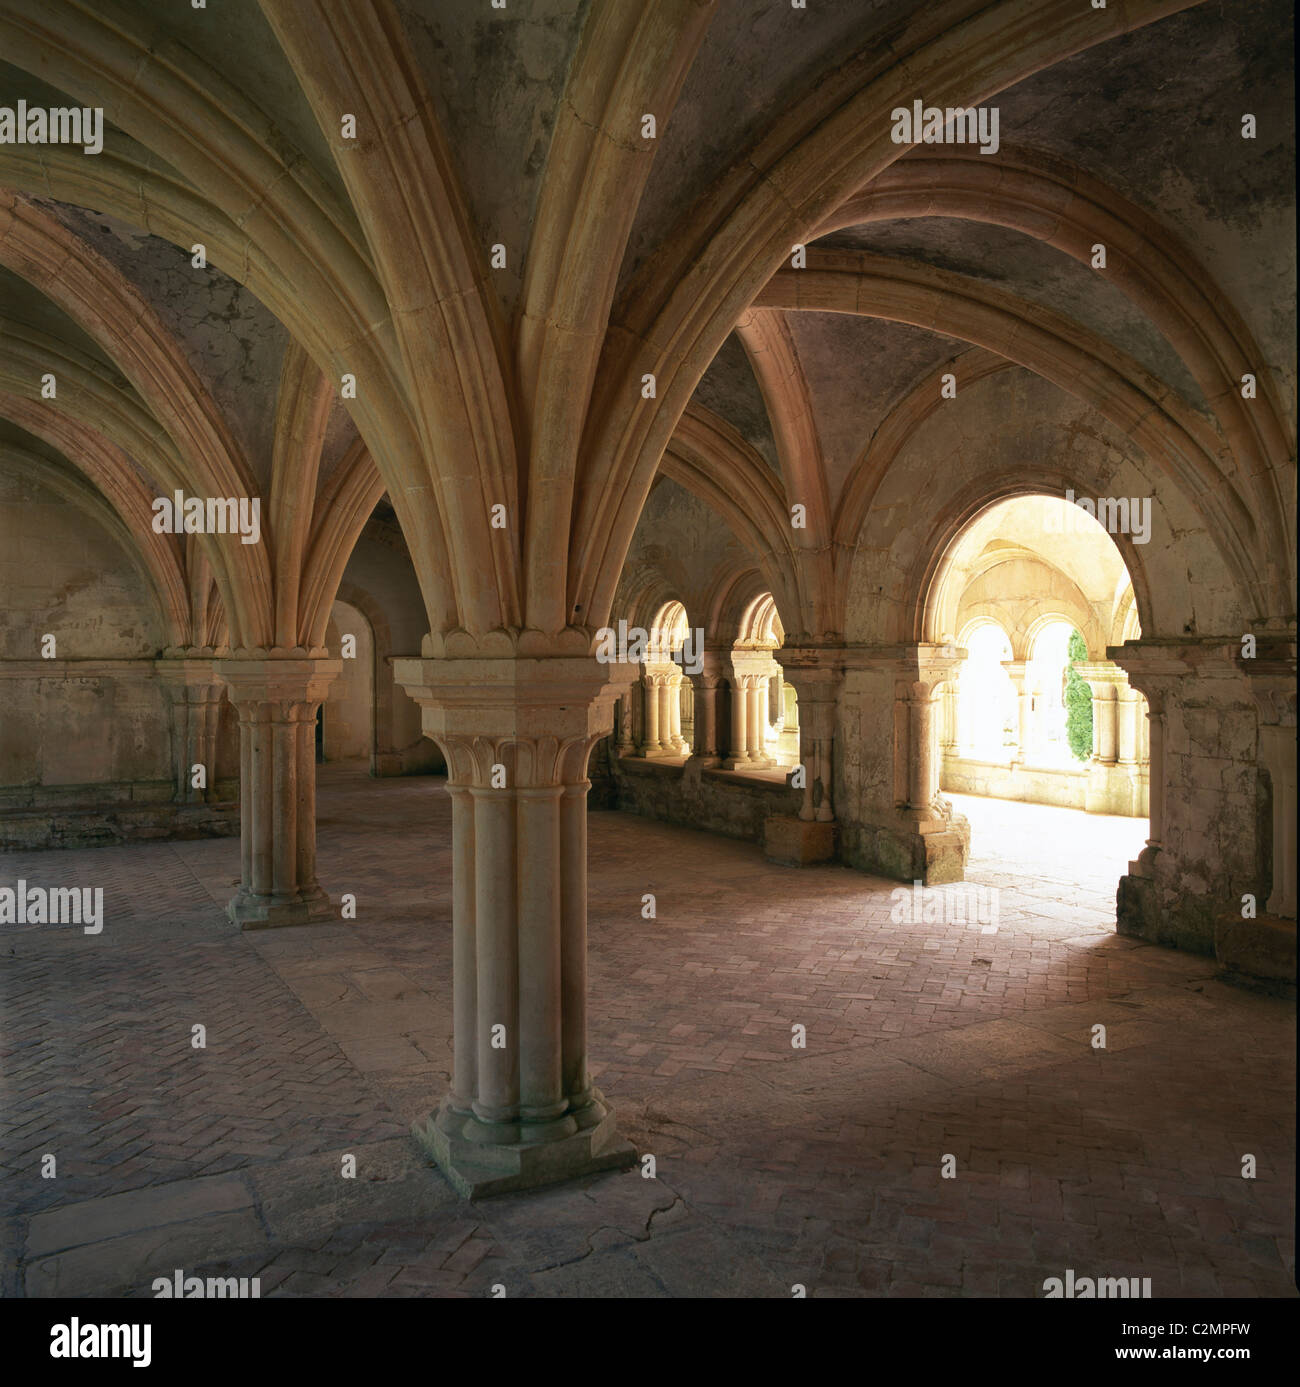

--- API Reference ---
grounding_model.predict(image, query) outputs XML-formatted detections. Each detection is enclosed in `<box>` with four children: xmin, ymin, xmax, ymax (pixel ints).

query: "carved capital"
<box><xmin>393</xmin><ymin>656</ymin><xmax>634</xmax><ymax>788</ymax></box>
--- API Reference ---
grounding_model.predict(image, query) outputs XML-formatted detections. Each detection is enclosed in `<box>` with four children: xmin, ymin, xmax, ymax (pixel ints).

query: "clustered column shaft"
<box><xmin>216</xmin><ymin>656</ymin><xmax>340</xmax><ymax>929</ymax></box>
<box><xmin>393</xmin><ymin>654</ymin><xmax>636</xmax><ymax>1198</ymax></box>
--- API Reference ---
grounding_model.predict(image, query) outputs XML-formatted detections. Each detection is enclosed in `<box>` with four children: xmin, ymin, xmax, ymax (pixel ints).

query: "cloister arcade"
<box><xmin>930</xmin><ymin>495</ymin><xmax>1152</xmax><ymax>819</ymax></box>
<box><xmin>614</xmin><ymin>590</ymin><xmax>799</xmax><ymax>772</ymax></box>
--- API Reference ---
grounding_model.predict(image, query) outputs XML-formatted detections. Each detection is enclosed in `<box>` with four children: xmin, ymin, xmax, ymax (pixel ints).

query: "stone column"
<box><xmin>728</xmin><ymin>651</ymin><xmax>775</xmax><ymax>767</ymax></box>
<box><xmin>638</xmin><ymin>672</ymin><xmax>662</xmax><ymax>756</ymax></box>
<box><xmin>894</xmin><ymin>645</ymin><xmax>967</xmax><ymax>880</ymax></box>
<box><xmin>1106</xmin><ymin>643</ymin><xmax>1173</xmax><ymax>938</ymax></box>
<box><xmin>906</xmin><ymin>683</ymin><xmax>937</xmax><ymax>810</ymax></box>
<box><xmin>766</xmin><ymin>647</ymin><xmax>846</xmax><ymax>862</ymax></box>
<box><xmin>156</xmin><ymin>654</ymin><xmax>227</xmax><ymax>804</ymax></box>
<box><xmin>1095</xmin><ymin>686</ymin><xmax>1118</xmax><ymax>764</ymax></box>
<box><xmin>765</xmin><ymin>668</ymin><xmax>788</xmax><ymax>764</ymax></box>
<box><xmin>745</xmin><ymin>676</ymin><xmax>767</xmax><ymax>762</ymax></box>
<box><xmin>1109</xmin><ymin>637</ymin><xmax>1294</xmax><ymax>980</ymax></box>
<box><xmin>1077</xmin><ymin>662</ymin><xmax>1123</xmax><ymax>766</ymax></box>
<box><xmin>686</xmin><ymin>650</ymin><xmax>727</xmax><ymax>767</ymax></box>
<box><xmin>1143</xmin><ymin>696</ymin><xmax>1166</xmax><ymax>854</ymax></box>
<box><xmin>1114</xmin><ymin>682</ymin><xmax>1146</xmax><ymax>817</ymax></box>
<box><xmin>1249</xmin><ymin>651</ymin><xmax>1298</xmax><ymax>920</ymax></box>
<box><xmin>663</xmin><ymin>670</ymin><xmax>685</xmax><ymax>753</ymax></box>
<box><xmin>1117</xmin><ymin>685</ymin><xmax>1142</xmax><ymax>766</ymax></box>
<box><xmin>679</xmin><ymin>673</ymin><xmax>694</xmax><ymax>750</ymax></box>
<box><xmin>823</xmin><ymin>645</ymin><xmax>970</xmax><ymax>885</ymax></box>
<box><xmin>1077</xmin><ymin>661</ymin><xmax>1129</xmax><ymax>813</ymax></box>
<box><xmin>1002</xmin><ymin>660</ymin><xmax>1029</xmax><ymax>764</ymax></box>
<box><xmin>723</xmin><ymin>672</ymin><xmax>749</xmax><ymax>769</ymax></box>
<box><xmin>215</xmin><ymin>655</ymin><xmax>341</xmax><ymax>928</ymax></box>
<box><xmin>939</xmin><ymin>683</ymin><xmax>959</xmax><ymax>756</ymax></box>
<box><xmin>393</xmin><ymin>654</ymin><xmax>637</xmax><ymax>1198</ymax></box>
<box><xmin>614</xmin><ymin>693</ymin><xmax>635</xmax><ymax>758</ymax></box>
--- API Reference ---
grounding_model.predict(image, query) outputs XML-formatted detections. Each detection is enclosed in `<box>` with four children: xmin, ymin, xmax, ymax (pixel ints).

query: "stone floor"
<box><xmin>1</xmin><ymin>773</ymin><xmax>1294</xmax><ymax>1298</ymax></box>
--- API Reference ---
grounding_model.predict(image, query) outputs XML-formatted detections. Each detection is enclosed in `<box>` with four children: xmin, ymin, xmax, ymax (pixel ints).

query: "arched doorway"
<box><xmin>954</xmin><ymin>621</ymin><xmax>1016</xmax><ymax>761</ymax></box>
<box><xmin>323</xmin><ymin>600</ymin><xmax>375</xmax><ymax>766</ymax></box>
<box><xmin>928</xmin><ymin>494</ymin><xmax>1150</xmax><ymax>920</ymax></box>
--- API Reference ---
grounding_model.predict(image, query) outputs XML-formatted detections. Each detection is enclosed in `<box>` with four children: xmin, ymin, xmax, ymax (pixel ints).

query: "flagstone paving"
<box><xmin>2</xmin><ymin>772</ymin><xmax>1293</xmax><ymax>1298</ymax></box>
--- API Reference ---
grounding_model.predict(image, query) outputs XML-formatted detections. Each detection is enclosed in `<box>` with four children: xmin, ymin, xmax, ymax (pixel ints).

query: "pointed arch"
<box><xmin>0</xmin><ymin>190</ymin><xmax>273</xmax><ymax>644</ymax></box>
<box><xmin>834</xmin><ymin>347</ymin><xmax>1012</xmax><ymax>619</ymax></box>
<box><xmin>0</xmin><ymin>398</ymin><xmax>190</xmax><ymax>647</ymax></box>
<box><xmin>519</xmin><ymin>0</ymin><xmax>716</xmax><ymax>634</ymax></box>
<box><xmin>661</xmin><ymin>405</ymin><xmax>802</xmax><ymax>629</ymax></box>
<box><xmin>757</xmin><ymin>247</ymin><xmax>1269</xmax><ymax>620</ymax></box>
<box><xmin>816</xmin><ymin>144</ymin><xmax>1296</xmax><ymax>478</ymax></box>
<box><xmin>269</xmin><ymin>342</ymin><xmax>334</xmax><ymax>647</ymax></box>
<box><xmin>733</xmin><ymin>308</ymin><xmax>835</xmax><ymax>636</ymax></box>
<box><xmin>260</xmin><ymin>0</ymin><xmax>519</xmax><ymax>637</ymax></box>
<box><xmin>300</xmin><ymin>439</ymin><xmax>388</xmax><ymax>650</ymax></box>
<box><xmin>570</xmin><ymin>0</ymin><xmax>1202</xmax><ymax>630</ymax></box>
<box><xmin>0</xmin><ymin>1</ymin><xmax>451</xmax><ymax>636</ymax></box>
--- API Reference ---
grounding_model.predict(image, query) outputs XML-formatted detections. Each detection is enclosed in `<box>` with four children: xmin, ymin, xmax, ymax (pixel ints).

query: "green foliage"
<box><xmin>1063</xmin><ymin>629</ymin><xmax>1093</xmax><ymax>761</ymax></box>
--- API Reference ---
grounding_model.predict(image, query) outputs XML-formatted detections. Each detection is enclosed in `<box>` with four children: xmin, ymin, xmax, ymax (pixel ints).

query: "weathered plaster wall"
<box><xmin>993</xmin><ymin>0</ymin><xmax>1296</xmax><ymax>406</ymax></box>
<box><xmin>47</xmin><ymin>203</ymin><xmax>290</xmax><ymax>494</ymax></box>
<box><xmin>622</xmin><ymin>0</ymin><xmax>900</xmax><ymax>292</ymax></box>
<box><xmin>790</xmin><ymin>314</ymin><xmax>967</xmax><ymax>505</ymax></box>
<box><xmin>1119</xmin><ymin>664</ymin><xmax>1270</xmax><ymax>956</ymax></box>
<box><xmin>0</xmin><ymin>461</ymin><xmax>236</xmax><ymax>846</ymax></box>
<box><xmin>693</xmin><ymin>334</ymin><xmax>780</xmax><ymax>474</ymax></box>
<box><xmin>395</xmin><ymin>0</ymin><xmax>590</xmax><ymax>321</ymax></box>
<box><xmin>823</xmin><ymin>219</ymin><xmax>1207</xmax><ymax>410</ymax></box>
<box><xmin>0</xmin><ymin>461</ymin><xmax>162</xmax><ymax>661</ymax></box>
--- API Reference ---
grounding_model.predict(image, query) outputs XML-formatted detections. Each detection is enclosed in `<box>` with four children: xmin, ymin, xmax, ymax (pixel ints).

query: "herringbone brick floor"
<box><xmin>1</xmin><ymin>772</ymin><xmax>1293</xmax><ymax>1297</ymax></box>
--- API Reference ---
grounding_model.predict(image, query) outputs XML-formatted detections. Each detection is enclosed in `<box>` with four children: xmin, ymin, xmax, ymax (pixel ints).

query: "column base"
<box><xmin>837</xmin><ymin>811</ymin><xmax>969</xmax><ymax>884</ymax></box>
<box><xmin>227</xmin><ymin>884</ymin><xmax>336</xmax><ymax>930</ymax></box>
<box><xmin>1214</xmin><ymin>913</ymin><xmax>1297</xmax><ymax>992</ymax></box>
<box><xmin>764</xmin><ymin>814</ymin><xmax>835</xmax><ymax>865</ymax></box>
<box><xmin>1126</xmin><ymin>843</ymin><xmax>1161</xmax><ymax>877</ymax></box>
<box><xmin>414</xmin><ymin>1091</ymin><xmax>637</xmax><ymax>1200</ymax></box>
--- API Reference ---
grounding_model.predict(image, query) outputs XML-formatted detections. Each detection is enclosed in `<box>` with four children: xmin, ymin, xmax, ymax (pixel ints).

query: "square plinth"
<box><xmin>414</xmin><ymin>1096</ymin><xmax>637</xmax><ymax>1200</ymax></box>
<box><xmin>228</xmin><ymin>886</ymin><xmax>336</xmax><ymax>930</ymax></box>
<box><xmin>763</xmin><ymin>815</ymin><xmax>836</xmax><ymax>866</ymax></box>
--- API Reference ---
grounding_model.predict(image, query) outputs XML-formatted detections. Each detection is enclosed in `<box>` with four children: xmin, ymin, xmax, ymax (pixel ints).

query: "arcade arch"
<box><xmin>928</xmin><ymin>494</ymin><xmax>1151</xmax><ymax>879</ymax></box>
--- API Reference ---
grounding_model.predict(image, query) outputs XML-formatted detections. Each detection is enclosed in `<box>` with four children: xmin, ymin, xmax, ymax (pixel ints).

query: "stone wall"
<box><xmin>324</xmin><ymin>600</ymin><xmax>375</xmax><ymax>763</ymax></box>
<box><xmin>0</xmin><ymin>466</ymin><xmax>239</xmax><ymax>848</ymax></box>
<box><xmin>0</xmin><ymin>659</ymin><xmax>241</xmax><ymax>850</ymax></box>
<box><xmin>1117</xmin><ymin>648</ymin><xmax>1273</xmax><ymax>959</ymax></box>
<box><xmin>941</xmin><ymin>755</ymin><xmax>1148</xmax><ymax>817</ymax></box>
<box><xmin>598</xmin><ymin>751</ymin><xmax>801</xmax><ymax>847</ymax></box>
